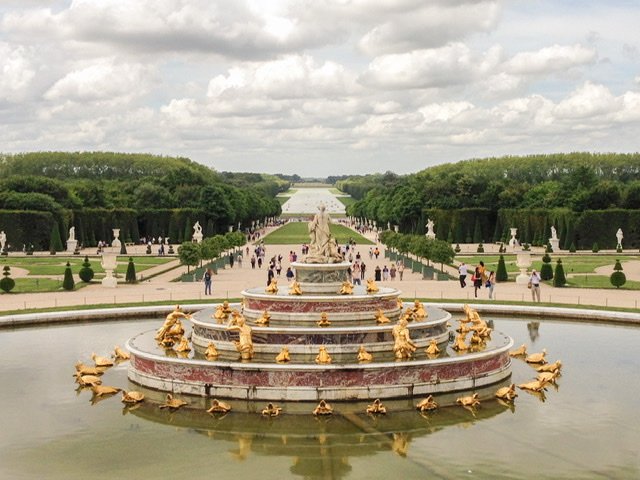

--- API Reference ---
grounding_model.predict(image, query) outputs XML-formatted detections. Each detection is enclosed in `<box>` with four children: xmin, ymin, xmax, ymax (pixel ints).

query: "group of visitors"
<box><xmin>458</xmin><ymin>261</ymin><xmax>496</xmax><ymax>299</ymax></box>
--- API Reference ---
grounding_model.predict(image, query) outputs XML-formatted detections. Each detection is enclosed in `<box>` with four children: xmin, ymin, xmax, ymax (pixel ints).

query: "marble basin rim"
<box><xmin>241</xmin><ymin>286</ymin><xmax>401</xmax><ymax>300</ymax></box>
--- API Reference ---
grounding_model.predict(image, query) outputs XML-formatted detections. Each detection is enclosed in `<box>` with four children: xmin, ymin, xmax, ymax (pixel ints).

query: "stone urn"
<box><xmin>515</xmin><ymin>249</ymin><xmax>531</xmax><ymax>285</ymax></box>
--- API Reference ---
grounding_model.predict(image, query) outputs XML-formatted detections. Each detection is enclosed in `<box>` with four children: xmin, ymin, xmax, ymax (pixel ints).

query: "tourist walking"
<box><xmin>251</xmin><ymin>255</ymin><xmax>256</xmax><ymax>269</ymax></box>
<box><xmin>267</xmin><ymin>267</ymin><xmax>275</xmax><ymax>286</ymax></box>
<box><xmin>390</xmin><ymin>265</ymin><xmax>396</xmax><ymax>281</ymax></box>
<box><xmin>203</xmin><ymin>268</ymin><xmax>212</xmax><ymax>296</ymax></box>
<box><xmin>360</xmin><ymin>262</ymin><xmax>366</xmax><ymax>280</ymax></box>
<box><xmin>472</xmin><ymin>267</ymin><xmax>482</xmax><ymax>298</ymax></box>
<box><xmin>286</xmin><ymin>267</ymin><xmax>294</xmax><ymax>282</ymax></box>
<box><xmin>529</xmin><ymin>269</ymin><xmax>541</xmax><ymax>302</ymax></box>
<box><xmin>374</xmin><ymin>265</ymin><xmax>382</xmax><ymax>281</ymax></box>
<box><xmin>487</xmin><ymin>271</ymin><xmax>495</xmax><ymax>300</ymax></box>
<box><xmin>382</xmin><ymin>265</ymin><xmax>389</xmax><ymax>281</ymax></box>
<box><xmin>458</xmin><ymin>263</ymin><xmax>468</xmax><ymax>288</ymax></box>
<box><xmin>352</xmin><ymin>262</ymin><xmax>361</xmax><ymax>285</ymax></box>
<box><xmin>398</xmin><ymin>263</ymin><xmax>404</xmax><ymax>280</ymax></box>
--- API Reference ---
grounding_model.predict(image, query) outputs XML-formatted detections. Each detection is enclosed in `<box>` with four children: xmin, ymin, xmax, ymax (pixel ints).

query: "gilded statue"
<box><xmin>207</xmin><ymin>399</ymin><xmax>232</xmax><ymax>413</ymax></box>
<box><xmin>317</xmin><ymin>312</ymin><xmax>331</xmax><ymax>327</ymax></box>
<box><xmin>315</xmin><ymin>346</ymin><xmax>332</xmax><ymax>364</ymax></box>
<box><xmin>396</xmin><ymin>297</ymin><xmax>404</xmax><ymax>309</ymax></box>
<box><xmin>357</xmin><ymin>345</ymin><xmax>373</xmax><ymax>362</ymax></box>
<box><xmin>227</xmin><ymin>315</ymin><xmax>254</xmax><ymax>360</ymax></box>
<box><xmin>91</xmin><ymin>385</ymin><xmax>121</xmax><ymax>397</ymax></box>
<box><xmin>525</xmin><ymin>349</ymin><xmax>547</xmax><ymax>364</ymax></box>
<box><xmin>155</xmin><ymin>306</ymin><xmax>190</xmax><ymax>342</ymax></box>
<box><xmin>402</xmin><ymin>307</ymin><xmax>415</xmax><ymax>322</ymax></box>
<box><xmin>495</xmin><ymin>384</ymin><xmax>518</xmax><ymax>401</ymax></box>
<box><xmin>456</xmin><ymin>393</ymin><xmax>480</xmax><ymax>407</ymax></box>
<box><xmin>452</xmin><ymin>333</ymin><xmax>469</xmax><ymax>351</ymax></box>
<box><xmin>374</xmin><ymin>309</ymin><xmax>390</xmax><ymax>324</ymax></box>
<box><xmin>338</xmin><ymin>281</ymin><xmax>354</xmax><ymax>295</ymax></box>
<box><xmin>174</xmin><ymin>337</ymin><xmax>191</xmax><ymax>353</ymax></box>
<box><xmin>313</xmin><ymin>399</ymin><xmax>333</xmax><ymax>415</ymax></box>
<box><xmin>212</xmin><ymin>301</ymin><xmax>232</xmax><ymax>323</ymax></box>
<box><xmin>536</xmin><ymin>371</ymin><xmax>559</xmax><ymax>385</ymax></box>
<box><xmin>205</xmin><ymin>342</ymin><xmax>219</xmax><ymax>359</ymax></box>
<box><xmin>416</xmin><ymin>395</ymin><xmax>438</xmax><ymax>412</ymax></box>
<box><xmin>366</xmin><ymin>399</ymin><xmax>387</xmax><ymax>415</ymax></box>
<box><xmin>366</xmin><ymin>278</ymin><xmax>379</xmax><ymax>293</ymax></box>
<box><xmin>412</xmin><ymin>300</ymin><xmax>427</xmax><ymax>320</ymax></box>
<box><xmin>159</xmin><ymin>393</ymin><xmax>187</xmax><ymax>409</ymax></box>
<box><xmin>425</xmin><ymin>339</ymin><xmax>440</xmax><ymax>356</ymax></box>
<box><xmin>262</xmin><ymin>403</ymin><xmax>282</xmax><ymax>416</ymax></box>
<box><xmin>75</xmin><ymin>362</ymin><xmax>102</xmax><ymax>376</ymax></box>
<box><xmin>536</xmin><ymin>360</ymin><xmax>562</xmax><ymax>373</ymax></box>
<box><xmin>289</xmin><ymin>281</ymin><xmax>303</xmax><ymax>295</ymax></box>
<box><xmin>121</xmin><ymin>391</ymin><xmax>145</xmax><ymax>404</ymax></box>
<box><xmin>265</xmin><ymin>279</ymin><xmax>278</xmax><ymax>294</ymax></box>
<box><xmin>91</xmin><ymin>352</ymin><xmax>114</xmax><ymax>368</ymax></box>
<box><xmin>392</xmin><ymin>318</ymin><xmax>416</xmax><ymax>359</ymax></box>
<box><xmin>509</xmin><ymin>344</ymin><xmax>527</xmax><ymax>357</ymax></box>
<box><xmin>275</xmin><ymin>347</ymin><xmax>291</xmax><ymax>363</ymax></box>
<box><xmin>113</xmin><ymin>345</ymin><xmax>130</xmax><ymax>361</ymax></box>
<box><xmin>518</xmin><ymin>379</ymin><xmax>547</xmax><ymax>392</ymax></box>
<box><xmin>255</xmin><ymin>310</ymin><xmax>271</xmax><ymax>326</ymax></box>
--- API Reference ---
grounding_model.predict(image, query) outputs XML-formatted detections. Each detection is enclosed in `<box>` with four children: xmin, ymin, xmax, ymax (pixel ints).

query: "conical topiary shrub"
<box><xmin>476</xmin><ymin>242</ymin><xmax>484</xmax><ymax>253</ymax></box>
<box><xmin>146</xmin><ymin>244</ymin><xmax>152</xmax><ymax>254</ymax></box>
<box><xmin>545</xmin><ymin>243</ymin><xmax>552</xmax><ymax>253</ymax></box>
<box><xmin>125</xmin><ymin>257</ymin><xmax>137</xmax><ymax>284</ymax></box>
<box><xmin>496</xmin><ymin>254</ymin><xmax>508</xmax><ymax>282</ymax></box>
<box><xmin>592</xmin><ymin>242</ymin><xmax>599</xmax><ymax>253</ymax></box>
<box><xmin>610</xmin><ymin>259</ymin><xmax>626</xmax><ymax>289</ymax></box>
<box><xmin>0</xmin><ymin>266</ymin><xmax>16</xmax><ymax>293</ymax></box>
<box><xmin>79</xmin><ymin>255</ymin><xmax>94</xmax><ymax>283</ymax></box>
<box><xmin>49</xmin><ymin>222</ymin><xmax>63</xmax><ymax>254</ymax></box>
<box><xmin>540</xmin><ymin>253</ymin><xmax>554</xmax><ymax>281</ymax></box>
<box><xmin>120</xmin><ymin>241</ymin><xmax>128</xmax><ymax>255</ymax></box>
<box><xmin>454</xmin><ymin>243</ymin><xmax>461</xmax><ymax>253</ymax></box>
<box><xmin>553</xmin><ymin>259</ymin><xmax>567</xmax><ymax>287</ymax></box>
<box><xmin>62</xmin><ymin>262</ymin><xmax>75</xmax><ymax>291</ymax></box>
<box><xmin>569</xmin><ymin>242</ymin><xmax>576</xmax><ymax>253</ymax></box>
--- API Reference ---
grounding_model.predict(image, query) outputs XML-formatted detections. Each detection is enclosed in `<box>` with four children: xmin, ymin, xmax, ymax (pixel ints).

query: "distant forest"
<box><xmin>337</xmin><ymin>153</ymin><xmax>640</xmax><ymax>249</ymax></box>
<box><xmin>0</xmin><ymin>152</ymin><xmax>287</xmax><ymax>249</ymax></box>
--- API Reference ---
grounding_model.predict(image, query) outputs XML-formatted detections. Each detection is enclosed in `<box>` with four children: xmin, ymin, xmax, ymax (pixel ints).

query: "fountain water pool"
<box><xmin>1</xmin><ymin>314</ymin><xmax>639</xmax><ymax>479</ymax></box>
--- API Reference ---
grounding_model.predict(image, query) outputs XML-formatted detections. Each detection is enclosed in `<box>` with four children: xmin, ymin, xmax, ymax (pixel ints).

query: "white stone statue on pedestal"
<box><xmin>425</xmin><ymin>218</ymin><xmax>436</xmax><ymax>240</ymax></box>
<box><xmin>111</xmin><ymin>228</ymin><xmax>121</xmax><ymax>249</ymax></box>
<box><xmin>66</xmin><ymin>226</ymin><xmax>78</xmax><ymax>253</ymax></box>
<box><xmin>193</xmin><ymin>221</ymin><xmax>203</xmax><ymax>243</ymax></box>
<box><xmin>616</xmin><ymin>228</ymin><xmax>623</xmax><ymax>249</ymax></box>
<box><xmin>0</xmin><ymin>231</ymin><xmax>6</xmax><ymax>252</ymax></box>
<box><xmin>509</xmin><ymin>228</ymin><xmax>518</xmax><ymax>249</ymax></box>
<box><xmin>549</xmin><ymin>225</ymin><xmax>560</xmax><ymax>252</ymax></box>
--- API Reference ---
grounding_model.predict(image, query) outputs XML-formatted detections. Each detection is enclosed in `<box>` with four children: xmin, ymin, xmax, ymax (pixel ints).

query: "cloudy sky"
<box><xmin>1</xmin><ymin>1</ymin><xmax>639</xmax><ymax>177</ymax></box>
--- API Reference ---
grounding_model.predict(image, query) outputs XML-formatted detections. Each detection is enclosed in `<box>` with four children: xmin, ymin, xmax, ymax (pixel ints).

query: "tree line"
<box><xmin>0</xmin><ymin>152</ymin><xmax>287</xmax><ymax>250</ymax></box>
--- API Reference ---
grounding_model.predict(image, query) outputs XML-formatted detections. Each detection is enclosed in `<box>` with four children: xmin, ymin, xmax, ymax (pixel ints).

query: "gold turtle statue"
<box><xmin>75</xmin><ymin>362</ymin><xmax>103</xmax><ymax>376</ymax></box>
<box><xmin>525</xmin><ymin>349</ymin><xmax>547</xmax><ymax>364</ymax></box>
<box><xmin>261</xmin><ymin>403</ymin><xmax>282</xmax><ymax>417</ymax></box>
<box><xmin>315</xmin><ymin>346</ymin><xmax>332</xmax><ymax>364</ymax></box>
<box><xmin>77</xmin><ymin>374</ymin><xmax>102</xmax><ymax>387</ymax></box>
<box><xmin>205</xmin><ymin>342</ymin><xmax>219</xmax><ymax>360</ymax></box>
<box><xmin>207</xmin><ymin>399</ymin><xmax>232</xmax><ymax>413</ymax></box>
<box><xmin>495</xmin><ymin>384</ymin><xmax>518</xmax><ymax>401</ymax></box>
<box><xmin>456</xmin><ymin>393</ymin><xmax>480</xmax><ymax>407</ymax></box>
<box><xmin>509</xmin><ymin>344</ymin><xmax>527</xmax><ymax>357</ymax></box>
<box><xmin>416</xmin><ymin>395</ymin><xmax>439</xmax><ymax>412</ymax></box>
<box><xmin>374</xmin><ymin>309</ymin><xmax>390</xmax><ymax>324</ymax></box>
<box><xmin>289</xmin><ymin>281</ymin><xmax>303</xmax><ymax>295</ymax></box>
<box><xmin>425</xmin><ymin>339</ymin><xmax>440</xmax><ymax>356</ymax></box>
<box><xmin>121</xmin><ymin>390</ymin><xmax>145</xmax><ymax>404</ymax></box>
<box><xmin>275</xmin><ymin>347</ymin><xmax>291</xmax><ymax>363</ymax></box>
<box><xmin>338</xmin><ymin>281</ymin><xmax>354</xmax><ymax>295</ymax></box>
<box><xmin>317</xmin><ymin>312</ymin><xmax>331</xmax><ymax>327</ymax></box>
<box><xmin>265</xmin><ymin>279</ymin><xmax>278</xmax><ymax>294</ymax></box>
<box><xmin>113</xmin><ymin>345</ymin><xmax>130</xmax><ymax>361</ymax></box>
<box><xmin>366</xmin><ymin>278</ymin><xmax>379</xmax><ymax>293</ymax></box>
<box><xmin>255</xmin><ymin>310</ymin><xmax>271</xmax><ymax>326</ymax></box>
<box><xmin>91</xmin><ymin>352</ymin><xmax>114</xmax><ymax>368</ymax></box>
<box><xmin>366</xmin><ymin>399</ymin><xmax>387</xmax><ymax>415</ymax></box>
<box><xmin>536</xmin><ymin>371</ymin><xmax>559</xmax><ymax>384</ymax></box>
<box><xmin>91</xmin><ymin>385</ymin><xmax>121</xmax><ymax>397</ymax></box>
<box><xmin>518</xmin><ymin>379</ymin><xmax>547</xmax><ymax>392</ymax></box>
<box><xmin>357</xmin><ymin>345</ymin><xmax>373</xmax><ymax>362</ymax></box>
<box><xmin>159</xmin><ymin>393</ymin><xmax>187</xmax><ymax>410</ymax></box>
<box><xmin>313</xmin><ymin>399</ymin><xmax>333</xmax><ymax>415</ymax></box>
<box><xmin>536</xmin><ymin>360</ymin><xmax>562</xmax><ymax>373</ymax></box>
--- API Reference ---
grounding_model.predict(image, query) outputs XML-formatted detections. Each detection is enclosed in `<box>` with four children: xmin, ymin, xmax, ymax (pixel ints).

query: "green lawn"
<box><xmin>0</xmin><ymin>255</ymin><xmax>173</xmax><ymax>276</ymax></box>
<box><xmin>456</xmin><ymin>254</ymin><xmax>640</xmax><ymax>275</ymax></box>
<box><xmin>562</xmin><ymin>274</ymin><xmax>640</xmax><ymax>290</ymax></box>
<box><xmin>336</xmin><ymin>196</ymin><xmax>356</xmax><ymax>208</ymax></box>
<box><xmin>6</xmin><ymin>278</ymin><xmax>89</xmax><ymax>293</ymax></box>
<box><xmin>262</xmin><ymin>222</ymin><xmax>373</xmax><ymax>245</ymax></box>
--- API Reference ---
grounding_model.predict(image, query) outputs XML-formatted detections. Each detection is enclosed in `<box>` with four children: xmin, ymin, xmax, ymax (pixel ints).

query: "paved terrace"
<box><xmin>1</xmin><ymin>226</ymin><xmax>639</xmax><ymax>312</ymax></box>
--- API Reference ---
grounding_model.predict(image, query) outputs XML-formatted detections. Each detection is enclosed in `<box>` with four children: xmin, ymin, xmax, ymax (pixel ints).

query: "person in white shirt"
<box><xmin>458</xmin><ymin>263</ymin><xmax>468</xmax><ymax>288</ymax></box>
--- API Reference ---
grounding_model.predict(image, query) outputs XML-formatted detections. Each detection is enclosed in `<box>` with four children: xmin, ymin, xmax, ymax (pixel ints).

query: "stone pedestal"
<box><xmin>515</xmin><ymin>251</ymin><xmax>531</xmax><ymax>284</ymax></box>
<box><xmin>549</xmin><ymin>238</ymin><xmax>560</xmax><ymax>252</ymax></box>
<box><xmin>293</xmin><ymin>261</ymin><xmax>351</xmax><ymax>294</ymax></box>
<box><xmin>101</xmin><ymin>251</ymin><xmax>118</xmax><ymax>288</ymax></box>
<box><xmin>66</xmin><ymin>239</ymin><xmax>77</xmax><ymax>253</ymax></box>
<box><xmin>193</xmin><ymin>232</ymin><xmax>203</xmax><ymax>244</ymax></box>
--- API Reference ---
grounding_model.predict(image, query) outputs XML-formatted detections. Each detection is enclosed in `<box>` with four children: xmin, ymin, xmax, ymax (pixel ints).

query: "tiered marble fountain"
<box><xmin>127</xmin><ymin>206</ymin><xmax>513</xmax><ymax>403</ymax></box>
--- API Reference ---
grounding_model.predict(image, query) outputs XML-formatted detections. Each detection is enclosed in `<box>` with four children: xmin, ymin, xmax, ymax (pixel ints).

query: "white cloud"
<box><xmin>506</xmin><ymin>44</ymin><xmax>597</xmax><ymax>75</ymax></box>
<box><xmin>554</xmin><ymin>81</ymin><xmax>617</xmax><ymax>119</ymax></box>
<box><xmin>0</xmin><ymin>43</ymin><xmax>36</xmax><ymax>101</ymax></box>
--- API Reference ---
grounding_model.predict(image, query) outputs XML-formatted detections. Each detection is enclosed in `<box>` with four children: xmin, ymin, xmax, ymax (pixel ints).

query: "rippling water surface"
<box><xmin>1</xmin><ymin>316</ymin><xmax>638</xmax><ymax>479</ymax></box>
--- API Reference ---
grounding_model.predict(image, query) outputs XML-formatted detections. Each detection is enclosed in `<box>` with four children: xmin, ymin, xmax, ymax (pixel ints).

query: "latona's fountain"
<box><xmin>127</xmin><ymin>204</ymin><xmax>513</xmax><ymax>405</ymax></box>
